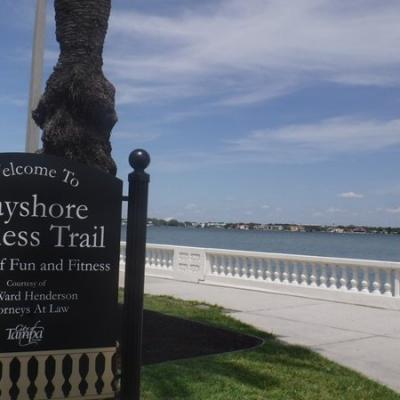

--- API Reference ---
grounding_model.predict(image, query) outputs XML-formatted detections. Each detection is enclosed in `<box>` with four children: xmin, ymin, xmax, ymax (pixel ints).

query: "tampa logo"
<box><xmin>6</xmin><ymin>321</ymin><xmax>44</xmax><ymax>347</ymax></box>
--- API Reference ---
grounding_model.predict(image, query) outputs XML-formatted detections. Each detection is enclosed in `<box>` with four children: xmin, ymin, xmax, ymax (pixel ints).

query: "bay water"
<box><xmin>122</xmin><ymin>226</ymin><xmax>400</xmax><ymax>262</ymax></box>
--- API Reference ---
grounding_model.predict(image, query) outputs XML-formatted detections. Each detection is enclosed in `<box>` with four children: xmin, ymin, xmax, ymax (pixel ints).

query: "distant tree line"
<box><xmin>144</xmin><ymin>219</ymin><xmax>400</xmax><ymax>235</ymax></box>
<box><xmin>148</xmin><ymin>218</ymin><xmax>185</xmax><ymax>227</ymax></box>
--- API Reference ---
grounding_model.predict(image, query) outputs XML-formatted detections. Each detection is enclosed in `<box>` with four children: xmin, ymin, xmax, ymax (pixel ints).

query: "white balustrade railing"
<box><xmin>0</xmin><ymin>348</ymin><xmax>116</xmax><ymax>399</ymax></box>
<box><xmin>119</xmin><ymin>243</ymin><xmax>400</xmax><ymax>309</ymax></box>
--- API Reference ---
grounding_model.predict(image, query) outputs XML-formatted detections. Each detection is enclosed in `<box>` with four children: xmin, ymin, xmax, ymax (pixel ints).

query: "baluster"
<box><xmin>153</xmin><ymin>250</ymin><xmax>158</xmax><ymax>268</ymax></box>
<box><xmin>257</xmin><ymin>259</ymin><xmax>264</xmax><ymax>280</ymax></box>
<box><xmin>214</xmin><ymin>254</ymin><xmax>219</xmax><ymax>276</ymax></box>
<box><xmin>234</xmin><ymin>257</ymin><xmax>240</xmax><ymax>278</ymax></box>
<box><xmin>384</xmin><ymin>282</ymin><xmax>392</xmax><ymax>297</ymax></box>
<box><xmin>120</xmin><ymin>248</ymin><xmax>126</xmax><ymax>270</ymax></box>
<box><xmin>225</xmin><ymin>255</ymin><xmax>231</xmax><ymax>276</ymax></box>
<box><xmin>154</xmin><ymin>250</ymin><xmax>159</xmax><ymax>267</ymax></box>
<box><xmin>226</xmin><ymin>256</ymin><xmax>233</xmax><ymax>277</ymax></box>
<box><xmin>150</xmin><ymin>251</ymin><xmax>155</xmax><ymax>268</ymax></box>
<box><xmin>245</xmin><ymin>257</ymin><xmax>250</xmax><ymax>278</ymax></box>
<box><xmin>228</xmin><ymin>255</ymin><xmax>234</xmax><ymax>277</ymax></box>
<box><xmin>168</xmin><ymin>251</ymin><xmax>173</xmax><ymax>270</ymax></box>
<box><xmin>150</xmin><ymin>250</ymin><xmax>156</xmax><ymax>268</ymax></box>
<box><xmin>85</xmin><ymin>352</ymin><xmax>98</xmax><ymax>397</ymax></box>
<box><xmin>291</xmin><ymin>262</ymin><xmax>298</xmax><ymax>285</ymax></box>
<box><xmin>273</xmin><ymin>260</ymin><xmax>281</xmax><ymax>283</ymax></box>
<box><xmin>0</xmin><ymin>358</ymin><xmax>12</xmax><ymax>400</ymax></box>
<box><xmin>221</xmin><ymin>255</ymin><xmax>228</xmax><ymax>276</ymax></box>
<box><xmin>350</xmin><ymin>267</ymin><xmax>358</xmax><ymax>292</ymax></box>
<box><xmin>17</xmin><ymin>356</ymin><xmax>30</xmax><ymax>399</ymax></box>
<box><xmin>249</xmin><ymin>258</ymin><xmax>256</xmax><ymax>279</ymax></box>
<box><xmin>222</xmin><ymin>255</ymin><xmax>227</xmax><ymax>277</ymax></box>
<box><xmin>165</xmin><ymin>250</ymin><xmax>171</xmax><ymax>269</ymax></box>
<box><xmin>157</xmin><ymin>250</ymin><xmax>162</xmax><ymax>268</ymax></box>
<box><xmin>381</xmin><ymin>269</ymin><xmax>390</xmax><ymax>296</ymax></box>
<box><xmin>159</xmin><ymin>250</ymin><xmax>165</xmax><ymax>269</ymax></box>
<box><xmin>395</xmin><ymin>270</ymin><xmax>400</xmax><ymax>297</ymax></box>
<box><xmin>102</xmin><ymin>351</ymin><xmax>114</xmax><ymax>395</ymax></box>
<box><xmin>319</xmin><ymin>264</ymin><xmax>327</xmax><ymax>289</ymax></box>
<box><xmin>339</xmin><ymin>266</ymin><xmax>348</xmax><ymax>291</ymax></box>
<box><xmin>265</xmin><ymin>259</ymin><xmax>272</xmax><ymax>282</ymax></box>
<box><xmin>213</xmin><ymin>255</ymin><xmax>219</xmax><ymax>275</ymax></box>
<box><xmin>119</xmin><ymin>243</ymin><xmax>126</xmax><ymax>268</ymax></box>
<box><xmin>329</xmin><ymin>264</ymin><xmax>337</xmax><ymax>290</ymax></box>
<box><xmin>300</xmin><ymin>262</ymin><xmax>308</xmax><ymax>286</ymax></box>
<box><xmin>242</xmin><ymin>258</ymin><xmax>248</xmax><ymax>279</ymax></box>
<box><xmin>217</xmin><ymin>255</ymin><xmax>223</xmax><ymax>276</ymax></box>
<box><xmin>34</xmin><ymin>355</ymin><xmax>48</xmax><ymax>400</ymax></box>
<box><xmin>211</xmin><ymin>255</ymin><xmax>217</xmax><ymax>275</ymax></box>
<box><xmin>282</xmin><ymin>260</ymin><xmax>289</xmax><ymax>284</ymax></box>
<box><xmin>219</xmin><ymin>254</ymin><xmax>228</xmax><ymax>276</ymax></box>
<box><xmin>144</xmin><ymin>254</ymin><xmax>149</xmax><ymax>268</ymax></box>
<box><xmin>52</xmin><ymin>354</ymin><xmax>65</xmax><ymax>399</ymax></box>
<box><xmin>147</xmin><ymin>251</ymin><xmax>151</xmax><ymax>267</ymax></box>
<box><xmin>310</xmin><ymin>263</ymin><xmax>317</xmax><ymax>287</ymax></box>
<box><xmin>68</xmin><ymin>353</ymin><xmax>82</xmax><ymax>397</ymax></box>
<box><xmin>372</xmin><ymin>268</ymin><xmax>381</xmax><ymax>295</ymax></box>
<box><xmin>361</xmin><ymin>267</ymin><xmax>369</xmax><ymax>293</ymax></box>
<box><xmin>234</xmin><ymin>256</ymin><xmax>240</xmax><ymax>277</ymax></box>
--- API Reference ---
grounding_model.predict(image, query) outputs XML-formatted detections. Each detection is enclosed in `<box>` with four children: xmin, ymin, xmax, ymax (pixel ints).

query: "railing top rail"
<box><xmin>0</xmin><ymin>347</ymin><xmax>116</xmax><ymax>358</ymax></box>
<box><xmin>137</xmin><ymin>242</ymin><xmax>400</xmax><ymax>269</ymax></box>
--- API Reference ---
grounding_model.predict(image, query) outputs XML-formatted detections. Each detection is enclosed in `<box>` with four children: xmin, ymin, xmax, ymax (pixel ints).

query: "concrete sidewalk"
<box><xmin>145</xmin><ymin>276</ymin><xmax>400</xmax><ymax>393</ymax></box>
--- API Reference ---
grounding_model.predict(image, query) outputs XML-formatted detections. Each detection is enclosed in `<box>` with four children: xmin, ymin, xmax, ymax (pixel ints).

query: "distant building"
<box><xmin>207</xmin><ymin>222</ymin><xmax>226</xmax><ymax>229</ymax></box>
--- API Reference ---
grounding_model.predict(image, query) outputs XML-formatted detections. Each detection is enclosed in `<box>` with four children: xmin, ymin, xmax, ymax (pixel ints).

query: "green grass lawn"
<box><xmin>139</xmin><ymin>294</ymin><xmax>400</xmax><ymax>400</ymax></box>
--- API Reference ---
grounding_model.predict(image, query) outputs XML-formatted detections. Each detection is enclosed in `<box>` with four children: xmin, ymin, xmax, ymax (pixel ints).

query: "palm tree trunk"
<box><xmin>33</xmin><ymin>0</ymin><xmax>118</xmax><ymax>175</ymax></box>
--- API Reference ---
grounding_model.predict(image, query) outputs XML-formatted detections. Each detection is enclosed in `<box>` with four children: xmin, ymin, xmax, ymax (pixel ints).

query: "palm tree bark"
<box><xmin>33</xmin><ymin>0</ymin><xmax>118</xmax><ymax>175</ymax></box>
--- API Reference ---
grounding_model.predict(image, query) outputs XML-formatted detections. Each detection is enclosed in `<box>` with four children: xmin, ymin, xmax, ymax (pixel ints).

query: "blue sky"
<box><xmin>1</xmin><ymin>0</ymin><xmax>400</xmax><ymax>226</ymax></box>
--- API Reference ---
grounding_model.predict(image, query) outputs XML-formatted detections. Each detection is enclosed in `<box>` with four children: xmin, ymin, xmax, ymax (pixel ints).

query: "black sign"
<box><xmin>0</xmin><ymin>153</ymin><xmax>122</xmax><ymax>353</ymax></box>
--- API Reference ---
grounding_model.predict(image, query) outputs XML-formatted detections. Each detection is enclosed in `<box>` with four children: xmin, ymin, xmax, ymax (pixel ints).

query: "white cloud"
<box><xmin>0</xmin><ymin>96</ymin><xmax>26</xmax><ymax>107</ymax></box>
<box><xmin>148</xmin><ymin>114</ymin><xmax>400</xmax><ymax>171</ymax></box>
<box><xmin>215</xmin><ymin>81</ymin><xmax>297</xmax><ymax>106</ymax></box>
<box><xmin>115</xmin><ymin>83</ymin><xmax>204</xmax><ymax>105</ymax></box>
<box><xmin>105</xmin><ymin>0</ymin><xmax>400</xmax><ymax>105</ymax></box>
<box><xmin>163</xmin><ymin>109</ymin><xmax>208</xmax><ymax>122</ymax></box>
<box><xmin>225</xmin><ymin>117</ymin><xmax>400</xmax><ymax>162</ymax></box>
<box><xmin>385</xmin><ymin>207</ymin><xmax>400</xmax><ymax>214</ymax></box>
<box><xmin>338</xmin><ymin>192</ymin><xmax>364</xmax><ymax>199</ymax></box>
<box><xmin>261</xmin><ymin>204</ymin><xmax>270</xmax><ymax>209</ymax></box>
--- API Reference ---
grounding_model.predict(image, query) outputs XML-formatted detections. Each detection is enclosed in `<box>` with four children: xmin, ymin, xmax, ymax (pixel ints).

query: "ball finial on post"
<box><xmin>129</xmin><ymin>149</ymin><xmax>150</xmax><ymax>172</ymax></box>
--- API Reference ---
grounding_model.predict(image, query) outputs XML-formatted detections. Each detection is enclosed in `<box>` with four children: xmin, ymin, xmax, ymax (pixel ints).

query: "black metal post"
<box><xmin>120</xmin><ymin>149</ymin><xmax>150</xmax><ymax>400</ymax></box>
